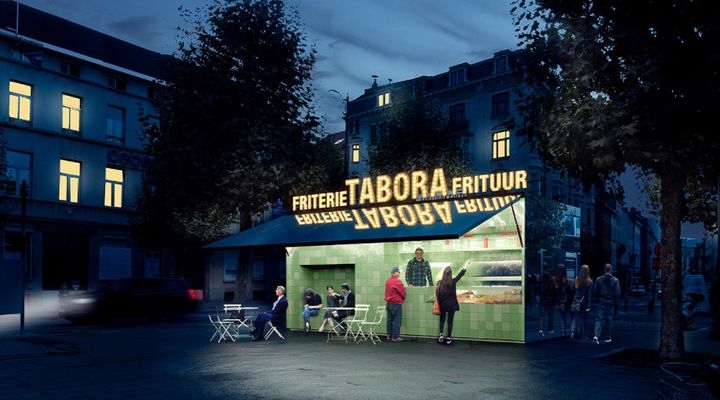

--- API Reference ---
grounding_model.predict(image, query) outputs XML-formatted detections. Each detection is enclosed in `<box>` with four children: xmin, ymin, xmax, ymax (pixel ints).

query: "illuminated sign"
<box><xmin>292</xmin><ymin>168</ymin><xmax>527</xmax><ymax>230</ymax></box>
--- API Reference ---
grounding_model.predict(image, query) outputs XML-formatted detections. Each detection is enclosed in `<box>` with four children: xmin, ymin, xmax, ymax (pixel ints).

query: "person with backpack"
<box><xmin>592</xmin><ymin>263</ymin><xmax>621</xmax><ymax>344</ymax></box>
<box><xmin>555</xmin><ymin>264</ymin><xmax>574</xmax><ymax>337</ymax></box>
<box><xmin>570</xmin><ymin>264</ymin><xmax>593</xmax><ymax>340</ymax></box>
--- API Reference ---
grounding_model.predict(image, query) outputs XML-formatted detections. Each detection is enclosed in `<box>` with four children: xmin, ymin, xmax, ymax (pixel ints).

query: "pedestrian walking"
<box><xmin>436</xmin><ymin>265</ymin><xmax>466</xmax><ymax>345</ymax></box>
<box><xmin>592</xmin><ymin>263</ymin><xmax>621</xmax><ymax>344</ymax></box>
<box><xmin>570</xmin><ymin>264</ymin><xmax>593</xmax><ymax>340</ymax></box>
<box><xmin>385</xmin><ymin>266</ymin><xmax>406</xmax><ymax>342</ymax></box>
<box><xmin>555</xmin><ymin>264</ymin><xmax>574</xmax><ymax>336</ymax></box>
<box><xmin>538</xmin><ymin>265</ymin><xmax>557</xmax><ymax>336</ymax></box>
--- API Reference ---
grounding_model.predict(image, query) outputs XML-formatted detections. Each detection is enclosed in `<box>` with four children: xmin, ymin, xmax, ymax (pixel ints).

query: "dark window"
<box><xmin>449</xmin><ymin>103</ymin><xmax>466</xmax><ymax>125</ymax></box>
<box><xmin>370</xmin><ymin>124</ymin><xmax>378</xmax><ymax>143</ymax></box>
<box><xmin>491</xmin><ymin>91</ymin><xmax>510</xmax><ymax>118</ymax></box>
<box><xmin>5</xmin><ymin>150</ymin><xmax>31</xmax><ymax>197</ymax></box>
<box><xmin>108</xmin><ymin>77</ymin><xmax>127</xmax><ymax>91</ymax></box>
<box><xmin>60</xmin><ymin>62</ymin><xmax>80</xmax><ymax>77</ymax></box>
<box><xmin>379</xmin><ymin>123</ymin><xmax>387</xmax><ymax>141</ymax></box>
<box><xmin>106</xmin><ymin>106</ymin><xmax>125</xmax><ymax>144</ymax></box>
<box><xmin>449</xmin><ymin>69</ymin><xmax>466</xmax><ymax>86</ymax></box>
<box><xmin>495</xmin><ymin>57</ymin><xmax>508</xmax><ymax>74</ymax></box>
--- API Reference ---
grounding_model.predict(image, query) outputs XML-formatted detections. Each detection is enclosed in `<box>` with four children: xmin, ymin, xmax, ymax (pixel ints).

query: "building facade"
<box><xmin>0</xmin><ymin>2</ymin><xmax>169</xmax><ymax>302</ymax></box>
<box><xmin>343</xmin><ymin>50</ymin><xmax>584</xmax><ymax>276</ymax></box>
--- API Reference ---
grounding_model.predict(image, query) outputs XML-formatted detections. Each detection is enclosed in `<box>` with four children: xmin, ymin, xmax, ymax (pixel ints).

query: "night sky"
<box><xmin>21</xmin><ymin>0</ymin><xmax>706</xmax><ymax>237</ymax></box>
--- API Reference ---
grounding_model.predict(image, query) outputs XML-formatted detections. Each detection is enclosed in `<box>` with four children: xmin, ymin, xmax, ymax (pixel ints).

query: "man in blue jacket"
<box><xmin>251</xmin><ymin>286</ymin><xmax>288</xmax><ymax>340</ymax></box>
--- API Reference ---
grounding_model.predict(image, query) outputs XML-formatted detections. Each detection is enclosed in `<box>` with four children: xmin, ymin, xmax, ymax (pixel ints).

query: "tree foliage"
<box><xmin>135</xmin><ymin>0</ymin><xmax>336</xmax><ymax>259</ymax></box>
<box><xmin>512</xmin><ymin>0</ymin><xmax>720</xmax><ymax>360</ymax></box>
<box><xmin>367</xmin><ymin>96</ymin><xmax>470</xmax><ymax>176</ymax></box>
<box><xmin>525</xmin><ymin>194</ymin><xmax>566</xmax><ymax>258</ymax></box>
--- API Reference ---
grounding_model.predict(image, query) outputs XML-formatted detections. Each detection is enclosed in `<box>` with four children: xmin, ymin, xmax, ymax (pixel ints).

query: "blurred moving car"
<box><xmin>59</xmin><ymin>278</ymin><xmax>201</xmax><ymax>323</ymax></box>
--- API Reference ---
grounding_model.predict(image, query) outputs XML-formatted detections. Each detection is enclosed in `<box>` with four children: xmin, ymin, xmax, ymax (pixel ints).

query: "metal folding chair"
<box><xmin>358</xmin><ymin>306</ymin><xmax>386</xmax><ymax>344</ymax></box>
<box><xmin>343</xmin><ymin>304</ymin><xmax>370</xmax><ymax>342</ymax></box>
<box><xmin>264</xmin><ymin>321</ymin><xmax>286</xmax><ymax>341</ymax></box>
<box><xmin>209</xmin><ymin>314</ymin><xmax>236</xmax><ymax>343</ymax></box>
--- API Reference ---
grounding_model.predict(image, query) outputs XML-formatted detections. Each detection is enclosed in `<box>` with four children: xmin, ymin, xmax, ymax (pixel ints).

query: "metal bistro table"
<box><xmin>222</xmin><ymin>305</ymin><xmax>259</xmax><ymax>336</ymax></box>
<box><xmin>322</xmin><ymin>307</ymin><xmax>356</xmax><ymax>342</ymax></box>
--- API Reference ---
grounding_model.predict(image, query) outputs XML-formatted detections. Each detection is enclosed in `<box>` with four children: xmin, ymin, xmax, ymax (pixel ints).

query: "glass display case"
<box><xmin>454</xmin><ymin>260</ymin><xmax>522</xmax><ymax>304</ymax></box>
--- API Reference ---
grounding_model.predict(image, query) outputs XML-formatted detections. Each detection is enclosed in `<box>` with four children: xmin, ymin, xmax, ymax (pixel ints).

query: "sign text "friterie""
<box><xmin>292</xmin><ymin>168</ymin><xmax>527</xmax><ymax>212</ymax></box>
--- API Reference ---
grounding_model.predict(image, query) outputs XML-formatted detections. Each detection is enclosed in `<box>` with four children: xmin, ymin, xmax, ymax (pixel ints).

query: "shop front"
<box><xmin>208</xmin><ymin>168</ymin><xmax>535</xmax><ymax>342</ymax></box>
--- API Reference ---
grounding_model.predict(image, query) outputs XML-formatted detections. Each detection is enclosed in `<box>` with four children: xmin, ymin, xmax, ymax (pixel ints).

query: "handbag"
<box><xmin>571</xmin><ymin>296</ymin><xmax>584</xmax><ymax>313</ymax></box>
<box><xmin>432</xmin><ymin>287</ymin><xmax>440</xmax><ymax>315</ymax></box>
<box><xmin>432</xmin><ymin>299</ymin><xmax>440</xmax><ymax>315</ymax></box>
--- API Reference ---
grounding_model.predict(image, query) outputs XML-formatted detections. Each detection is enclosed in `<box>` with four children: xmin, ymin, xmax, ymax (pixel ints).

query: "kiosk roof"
<box><xmin>205</xmin><ymin>199</ymin><xmax>520</xmax><ymax>249</ymax></box>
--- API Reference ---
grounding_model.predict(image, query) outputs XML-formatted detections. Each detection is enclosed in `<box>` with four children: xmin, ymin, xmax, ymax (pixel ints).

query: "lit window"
<box><xmin>351</xmin><ymin>144</ymin><xmax>360</xmax><ymax>163</ymax></box>
<box><xmin>59</xmin><ymin>159</ymin><xmax>80</xmax><ymax>203</ymax></box>
<box><xmin>106</xmin><ymin>106</ymin><xmax>125</xmax><ymax>144</ymax></box>
<box><xmin>62</xmin><ymin>94</ymin><xmax>81</xmax><ymax>132</ymax></box>
<box><xmin>491</xmin><ymin>91</ymin><xmax>509</xmax><ymax>118</ymax></box>
<box><xmin>9</xmin><ymin>81</ymin><xmax>32</xmax><ymax>122</ymax></box>
<box><xmin>492</xmin><ymin>130</ymin><xmax>510</xmax><ymax>159</ymax></box>
<box><xmin>6</xmin><ymin>150</ymin><xmax>31</xmax><ymax>196</ymax></box>
<box><xmin>377</xmin><ymin>92</ymin><xmax>390</xmax><ymax>107</ymax></box>
<box><xmin>104</xmin><ymin>167</ymin><xmax>123</xmax><ymax>208</ymax></box>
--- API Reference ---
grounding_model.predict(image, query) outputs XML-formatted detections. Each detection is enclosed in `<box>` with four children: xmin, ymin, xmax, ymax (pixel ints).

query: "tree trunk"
<box><xmin>658</xmin><ymin>170</ymin><xmax>685</xmax><ymax>361</ymax></box>
<box><xmin>235</xmin><ymin>250</ymin><xmax>250</xmax><ymax>304</ymax></box>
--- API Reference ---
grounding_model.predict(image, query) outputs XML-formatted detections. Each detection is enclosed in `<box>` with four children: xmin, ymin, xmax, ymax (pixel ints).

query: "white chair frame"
<box><xmin>209</xmin><ymin>314</ymin><xmax>236</xmax><ymax>343</ymax></box>
<box><xmin>358</xmin><ymin>306</ymin><xmax>386</xmax><ymax>344</ymax></box>
<box><xmin>342</xmin><ymin>304</ymin><xmax>370</xmax><ymax>342</ymax></box>
<box><xmin>264</xmin><ymin>321</ymin><xmax>286</xmax><ymax>341</ymax></box>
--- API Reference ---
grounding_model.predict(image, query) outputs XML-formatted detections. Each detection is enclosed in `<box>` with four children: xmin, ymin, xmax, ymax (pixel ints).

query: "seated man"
<box><xmin>251</xmin><ymin>286</ymin><xmax>288</xmax><ymax>340</ymax></box>
<box><xmin>332</xmin><ymin>283</ymin><xmax>355</xmax><ymax>325</ymax></box>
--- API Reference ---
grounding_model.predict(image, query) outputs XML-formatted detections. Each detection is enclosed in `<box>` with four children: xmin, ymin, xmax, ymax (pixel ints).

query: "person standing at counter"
<box><xmin>436</xmin><ymin>265</ymin><xmax>466</xmax><ymax>345</ymax></box>
<box><xmin>406</xmin><ymin>247</ymin><xmax>434</xmax><ymax>287</ymax></box>
<box><xmin>385</xmin><ymin>267</ymin><xmax>407</xmax><ymax>342</ymax></box>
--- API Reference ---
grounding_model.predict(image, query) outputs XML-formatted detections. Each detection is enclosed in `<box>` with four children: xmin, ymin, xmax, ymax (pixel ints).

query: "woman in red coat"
<box><xmin>436</xmin><ymin>265</ymin><xmax>466</xmax><ymax>344</ymax></box>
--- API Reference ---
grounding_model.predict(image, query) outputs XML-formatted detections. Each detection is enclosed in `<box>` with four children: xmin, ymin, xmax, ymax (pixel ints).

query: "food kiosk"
<box><xmin>208</xmin><ymin>168</ymin><xmax>535</xmax><ymax>342</ymax></box>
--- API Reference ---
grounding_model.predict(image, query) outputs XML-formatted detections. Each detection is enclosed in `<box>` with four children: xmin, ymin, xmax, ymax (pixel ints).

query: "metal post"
<box><xmin>20</xmin><ymin>180</ymin><xmax>27</xmax><ymax>333</ymax></box>
<box><xmin>710</xmin><ymin>176</ymin><xmax>720</xmax><ymax>339</ymax></box>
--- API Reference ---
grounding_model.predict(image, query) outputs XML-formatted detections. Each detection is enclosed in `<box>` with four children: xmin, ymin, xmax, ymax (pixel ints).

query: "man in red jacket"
<box><xmin>385</xmin><ymin>266</ymin><xmax>407</xmax><ymax>342</ymax></box>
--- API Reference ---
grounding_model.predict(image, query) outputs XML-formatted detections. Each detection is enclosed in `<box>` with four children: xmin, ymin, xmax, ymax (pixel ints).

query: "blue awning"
<box><xmin>205</xmin><ymin>199</ymin><xmax>520</xmax><ymax>249</ymax></box>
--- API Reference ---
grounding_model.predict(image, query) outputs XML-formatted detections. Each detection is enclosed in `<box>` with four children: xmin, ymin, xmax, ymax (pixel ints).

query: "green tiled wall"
<box><xmin>286</xmin><ymin>200</ymin><xmax>526</xmax><ymax>342</ymax></box>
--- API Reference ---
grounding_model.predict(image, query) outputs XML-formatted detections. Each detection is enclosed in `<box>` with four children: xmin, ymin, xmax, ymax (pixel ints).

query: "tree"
<box><xmin>135</xmin><ymin>0</ymin><xmax>333</xmax><ymax>293</ymax></box>
<box><xmin>525</xmin><ymin>193</ymin><xmax>566</xmax><ymax>261</ymax></box>
<box><xmin>367</xmin><ymin>96</ymin><xmax>470</xmax><ymax>176</ymax></box>
<box><xmin>512</xmin><ymin>0</ymin><xmax>720</xmax><ymax>360</ymax></box>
